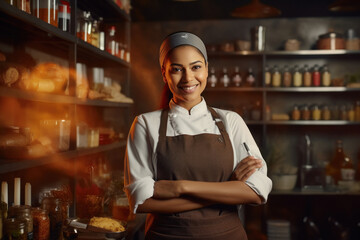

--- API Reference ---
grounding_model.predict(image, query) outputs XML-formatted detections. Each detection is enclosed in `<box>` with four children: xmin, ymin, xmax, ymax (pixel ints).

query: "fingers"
<box><xmin>231</xmin><ymin>157</ymin><xmax>262</xmax><ymax>181</ymax></box>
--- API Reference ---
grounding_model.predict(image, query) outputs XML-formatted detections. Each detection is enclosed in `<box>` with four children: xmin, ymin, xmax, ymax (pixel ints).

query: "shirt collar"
<box><xmin>169</xmin><ymin>97</ymin><xmax>208</xmax><ymax>116</ymax></box>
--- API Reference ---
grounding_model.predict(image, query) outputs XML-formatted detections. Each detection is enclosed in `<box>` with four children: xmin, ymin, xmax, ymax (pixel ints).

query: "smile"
<box><xmin>180</xmin><ymin>84</ymin><xmax>199</xmax><ymax>93</ymax></box>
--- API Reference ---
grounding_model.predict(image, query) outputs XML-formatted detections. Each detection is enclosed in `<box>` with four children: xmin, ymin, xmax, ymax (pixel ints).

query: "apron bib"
<box><xmin>145</xmin><ymin>107</ymin><xmax>247</xmax><ymax>240</ymax></box>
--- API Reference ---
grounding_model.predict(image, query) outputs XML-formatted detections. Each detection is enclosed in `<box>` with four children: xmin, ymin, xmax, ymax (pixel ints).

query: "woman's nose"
<box><xmin>183</xmin><ymin>69</ymin><xmax>194</xmax><ymax>82</ymax></box>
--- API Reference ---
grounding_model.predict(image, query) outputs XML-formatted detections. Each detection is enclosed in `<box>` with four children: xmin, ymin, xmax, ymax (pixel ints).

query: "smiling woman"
<box><xmin>124</xmin><ymin>31</ymin><xmax>272</xmax><ymax>240</ymax></box>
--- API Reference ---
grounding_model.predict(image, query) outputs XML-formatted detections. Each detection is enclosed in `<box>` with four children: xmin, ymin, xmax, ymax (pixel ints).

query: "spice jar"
<box><xmin>340</xmin><ymin>105</ymin><xmax>348</xmax><ymax>120</ymax></box>
<box><xmin>41</xmin><ymin>197</ymin><xmax>63</xmax><ymax>240</ymax></box>
<box><xmin>272</xmin><ymin>65</ymin><xmax>281</xmax><ymax>87</ymax></box>
<box><xmin>332</xmin><ymin>105</ymin><xmax>340</xmax><ymax>120</ymax></box>
<box><xmin>291</xmin><ymin>105</ymin><xmax>301</xmax><ymax>120</ymax></box>
<box><xmin>264</xmin><ymin>65</ymin><xmax>271</xmax><ymax>87</ymax></box>
<box><xmin>207</xmin><ymin>67</ymin><xmax>218</xmax><ymax>87</ymax></box>
<box><xmin>293</xmin><ymin>65</ymin><xmax>302</xmax><ymax>87</ymax></box>
<box><xmin>8</xmin><ymin>205</ymin><xmax>33</xmax><ymax>240</ymax></box>
<box><xmin>312</xmin><ymin>65</ymin><xmax>321</xmax><ymax>87</ymax></box>
<box><xmin>303</xmin><ymin>64</ymin><xmax>312</xmax><ymax>87</ymax></box>
<box><xmin>312</xmin><ymin>105</ymin><xmax>321</xmax><ymax>120</ymax></box>
<box><xmin>106</xmin><ymin>25</ymin><xmax>117</xmax><ymax>56</ymax></box>
<box><xmin>282</xmin><ymin>65</ymin><xmax>292</xmax><ymax>87</ymax></box>
<box><xmin>355</xmin><ymin>101</ymin><xmax>360</xmax><ymax>121</ymax></box>
<box><xmin>322</xmin><ymin>105</ymin><xmax>331</xmax><ymax>120</ymax></box>
<box><xmin>301</xmin><ymin>105</ymin><xmax>311</xmax><ymax>120</ymax></box>
<box><xmin>4</xmin><ymin>218</ymin><xmax>27</xmax><ymax>240</ymax></box>
<box><xmin>321</xmin><ymin>65</ymin><xmax>331</xmax><ymax>87</ymax></box>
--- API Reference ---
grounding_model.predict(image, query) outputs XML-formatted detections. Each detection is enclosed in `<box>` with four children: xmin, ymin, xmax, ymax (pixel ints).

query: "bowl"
<box><xmin>271</xmin><ymin>174</ymin><xmax>297</xmax><ymax>191</ymax></box>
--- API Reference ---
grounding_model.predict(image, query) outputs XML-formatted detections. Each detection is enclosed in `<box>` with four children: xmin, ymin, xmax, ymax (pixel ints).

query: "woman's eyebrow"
<box><xmin>190</xmin><ymin>60</ymin><xmax>203</xmax><ymax>65</ymax></box>
<box><xmin>170</xmin><ymin>63</ymin><xmax>183</xmax><ymax>67</ymax></box>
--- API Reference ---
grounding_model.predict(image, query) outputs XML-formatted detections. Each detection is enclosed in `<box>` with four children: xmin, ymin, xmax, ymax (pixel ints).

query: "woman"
<box><xmin>124</xmin><ymin>31</ymin><xmax>272</xmax><ymax>239</ymax></box>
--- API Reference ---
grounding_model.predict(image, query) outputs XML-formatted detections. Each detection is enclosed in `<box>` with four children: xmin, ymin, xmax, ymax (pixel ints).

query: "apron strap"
<box><xmin>208</xmin><ymin>106</ymin><xmax>227</xmax><ymax>133</ymax></box>
<box><xmin>159</xmin><ymin>108</ymin><xmax>169</xmax><ymax>142</ymax></box>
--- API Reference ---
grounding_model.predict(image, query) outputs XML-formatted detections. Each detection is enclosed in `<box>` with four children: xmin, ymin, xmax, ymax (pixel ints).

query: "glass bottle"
<box><xmin>220</xmin><ymin>67</ymin><xmax>230</xmax><ymax>87</ymax></box>
<box><xmin>4</xmin><ymin>218</ymin><xmax>27</xmax><ymax>240</ymax></box>
<box><xmin>326</xmin><ymin>140</ymin><xmax>354</xmax><ymax>185</ymax></box>
<box><xmin>312</xmin><ymin>64</ymin><xmax>321</xmax><ymax>87</ymax></box>
<box><xmin>31</xmin><ymin>208</ymin><xmax>50</xmax><ymax>240</ymax></box>
<box><xmin>321</xmin><ymin>65</ymin><xmax>331</xmax><ymax>87</ymax></box>
<box><xmin>232</xmin><ymin>66</ymin><xmax>242</xmax><ymax>87</ymax></box>
<box><xmin>245</xmin><ymin>67</ymin><xmax>255</xmax><ymax>87</ymax></box>
<box><xmin>282</xmin><ymin>65</ymin><xmax>292</xmax><ymax>87</ymax></box>
<box><xmin>332</xmin><ymin>105</ymin><xmax>340</xmax><ymax>120</ymax></box>
<box><xmin>207</xmin><ymin>67</ymin><xmax>217</xmax><ymax>87</ymax></box>
<box><xmin>264</xmin><ymin>65</ymin><xmax>271</xmax><ymax>87</ymax></box>
<box><xmin>106</xmin><ymin>25</ymin><xmax>117</xmax><ymax>56</ymax></box>
<box><xmin>8</xmin><ymin>205</ymin><xmax>33</xmax><ymax>240</ymax></box>
<box><xmin>41</xmin><ymin>197</ymin><xmax>63</xmax><ymax>240</ymax></box>
<box><xmin>271</xmin><ymin>65</ymin><xmax>281</xmax><ymax>87</ymax></box>
<box><xmin>293</xmin><ymin>65</ymin><xmax>302</xmax><ymax>87</ymax></box>
<box><xmin>303</xmin><ymin>64</ymin><xmax>312</xmax><ymax>87</ymax></box>
<box><xmin>91</xmin><ymin>19</ymin><xmax>100</xmax><ymax>48</ymax></box>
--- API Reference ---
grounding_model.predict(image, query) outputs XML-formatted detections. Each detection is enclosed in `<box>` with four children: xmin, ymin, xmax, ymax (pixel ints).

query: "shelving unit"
<box><xmin>0</xmin><ymin>0</ymin><xmax>133</xmax><ymax>218</ymax></box>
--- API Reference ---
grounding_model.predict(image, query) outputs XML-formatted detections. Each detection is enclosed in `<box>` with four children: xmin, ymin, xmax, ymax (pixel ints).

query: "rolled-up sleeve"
<box><xmin>124</xmin><ymin>115</ymin><xmax>155</xmax><ymax>213</ymax></box>
<box><xmin>222</xmin><ymin>110</ymin><xmax>273</xmax><ymax>203</ymax></box>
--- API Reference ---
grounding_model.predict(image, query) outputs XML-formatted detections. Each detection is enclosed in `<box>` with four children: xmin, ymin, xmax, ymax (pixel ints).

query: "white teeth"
<box><xmin>182</xmin><ymin>85</ymin><xmax>197</xmax><ymax>90</ymax></box>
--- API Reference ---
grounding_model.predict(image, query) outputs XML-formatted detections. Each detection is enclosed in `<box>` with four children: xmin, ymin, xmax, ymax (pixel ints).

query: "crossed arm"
<box><xmin>136</xmin><ymin>156</ymin><xmax>263</xmax><ymax>214</ymax></box>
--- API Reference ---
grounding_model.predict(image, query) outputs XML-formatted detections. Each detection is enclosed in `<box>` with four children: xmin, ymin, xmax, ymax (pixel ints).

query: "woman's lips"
<box><xmin>180</xmin><ymin>84</ymin><xmax>199</xmax><ymax>93</ymax></box>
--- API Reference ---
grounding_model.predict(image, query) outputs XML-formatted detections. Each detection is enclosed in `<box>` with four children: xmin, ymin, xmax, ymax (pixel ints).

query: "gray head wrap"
<box><xmin>159</xmin><ymin>32</ymin><xmax>208</xmax><ymax>67</ymax></box>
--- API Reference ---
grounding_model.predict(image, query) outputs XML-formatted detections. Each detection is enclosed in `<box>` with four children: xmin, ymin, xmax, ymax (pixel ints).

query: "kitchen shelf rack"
<box><xmin>0</xmin><ymin>141</ymin><xmax>127</xmax><ymax>174</ymax></box>
<box><xmin>270</xmin><ymin>189</ymin><xmax>360</xmax><ymax>196</ymax></box>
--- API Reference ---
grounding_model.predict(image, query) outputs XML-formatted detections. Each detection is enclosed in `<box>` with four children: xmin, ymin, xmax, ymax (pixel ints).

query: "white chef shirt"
<box><xmin>124</xmin><ymin>98</ymin><xmax>272</xmax><ymax>213</ymax></box>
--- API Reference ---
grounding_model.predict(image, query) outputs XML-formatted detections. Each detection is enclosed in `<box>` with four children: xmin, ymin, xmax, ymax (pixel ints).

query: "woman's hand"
<box><xmin>153</xmin><ymin>180</ymin><xmax>183</xmax><ymax>199</ymax></box>
<box><xmin>230</xmin><ymin>156</ymin><xmax>262</xmax><ymax>181</ymax></box>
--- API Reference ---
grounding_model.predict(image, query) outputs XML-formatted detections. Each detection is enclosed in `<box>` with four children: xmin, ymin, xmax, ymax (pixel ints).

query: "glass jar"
<box><xmin>322</xmin><ymin>105</ymin><xmax>331</xmax><ymax>120</ymax></box>
<box><xmin>312</xmin><ymin>105</ymin><xmax>321</xmax><ymax>120</ymax></box>
<box><xmin>106</xmin><ymin>25</ymin><xmax>117</xmax><ymax>56</ymax></box>
<box><xmin>321</xmin><ymin>65</ymin><xmax>331</xmax><ymax>87</ymax></box>
<box><xmin>282</xmin><ymin>65</ymin><xmax>292</xmax><ymax>87</ymax></box>
<box><xmin>272</xmin><ymin>65</ymin><xmax>281</xmax><ymax>87</ymax></box>
<box><xmin>340</xmin><ymin>105</ymin><xmax>348</xmax><ymax>120</ymax></box>
<box><xmin>41</xmin><ymin>197</ymin><xmax>63</xmax><ymax>240</ymax></box>
<box><xmin>291</xmin><ymin>105</ymin><xmax>301</xmax><ymax>120</ymax></box>
<box><xmin>303</xmin><ymin>64</ymin><xmax>312</xmax><ymax>87</ymax></box>
<box><xmin>312</xmin><ymin>65</ymin><xmax>321</xmax><ymax>87</ymax></box>
<box><xmin>355</xmin><ymin>101</ymin><xmax>360</xmax><ymax>121</ymax></box>
<box><xmin>31</xmin><ymin>208</ymin><xmax>50</xmax><ymax>240</ymax></box>
<box><xmin>301</xmin><ymin>105</ymin><xmax>311</xmax><ymax>120</ymax></box>
<box><xmin>8</xmin><ymin>205</ymin><xmax>33</xmax><ymax>240</ymax></box>
<box><xmin>293</xmin><ymin>65</ymin><xmax>302</xmax><ymax>87</ymax></box>
<box><xmin>32</xmin><ymin>0</ymin><xmax>59</xmax><ymax>27</ymax></box>
<box><xmin>251</xmin><ymin>101</ymin><xmax>262</xmax><ymax>121</ymax></box>
<box><xmin>347</xmin><ymin>104</ymin><xmax>355</xmax><ymax>121</ymax></box>
<box><xmin>77</xmin><ymin>10</ymin><xmax>91</xmax><ymax>42</ymax></box>
<box><xmin>4</xmin><ymin>218</ymin><xmax>27</xmax><ymax>240</ymax></box>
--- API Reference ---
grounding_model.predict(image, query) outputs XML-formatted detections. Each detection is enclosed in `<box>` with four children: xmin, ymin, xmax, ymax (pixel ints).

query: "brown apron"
<box><xmin>145</xmin><ymin>107</ymin><xmax>248</xmax><ymax>240</ymax></box>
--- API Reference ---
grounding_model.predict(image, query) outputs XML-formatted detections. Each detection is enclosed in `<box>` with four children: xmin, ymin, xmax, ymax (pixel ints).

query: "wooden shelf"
<box><xmin>0</xmin><ymin>141</ymin><xmax>126</xmax><ymax>174</ymax></box>
<box><xmin>271</xmin><ymin>188</ymin><xmax>360</xmax><ymax>196</ymax></box>
<box><xmin>0</xmin><ymin>87</ymin><xmax>133</xmax><ymax>107</ymax></box>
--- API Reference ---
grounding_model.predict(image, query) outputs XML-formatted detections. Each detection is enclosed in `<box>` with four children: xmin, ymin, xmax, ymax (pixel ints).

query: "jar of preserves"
<box><xmin>355</xmin><ymin>101</ymin><xmax>360</xmax><ymax>121</ymax></box>
<box><xmin>272</xmin><ymin>65</ymin><xmax>281</xmax><ymax>87</ymax></box>
<box><xmin>8</xmin><ymin>205</ymin><xmax>33</xmax><ymax>240</ymax></box>
<box><xmin>31</xmin><ymin>208</ymin><xmax>50</xmax><ymax>240</ymax></box>
<box><xmin>264</xmin><ymin>65</ymin><xmax>271</xmax><ymax>87</ymax></box>
<box><xmin>347</xmin><ymin>104</ymin><xmax>355</xmax><ymax>121</ymax></box>
<box><xmin>4</xmin><ymin>218</ymin><xmax>27</xmax><ymax>240</ymax></box>
<box><xmin>321</xmin><ymin>65</ymin><xmax>331</xmax><ymax>87</ymax></box>
<box><xmin>41</xmin><ymin>197</ymin><xmax>63</xmax><ymax>240</ymax></box>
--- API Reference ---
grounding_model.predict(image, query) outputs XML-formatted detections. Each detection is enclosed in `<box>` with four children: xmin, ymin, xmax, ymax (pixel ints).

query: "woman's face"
<box><xmin>163</xmin><ymin>45</ymin><xmax>208</xmax><ymax>110</ymax></box>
